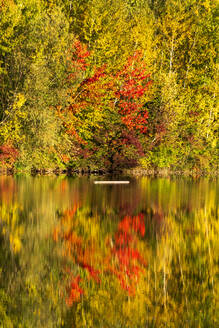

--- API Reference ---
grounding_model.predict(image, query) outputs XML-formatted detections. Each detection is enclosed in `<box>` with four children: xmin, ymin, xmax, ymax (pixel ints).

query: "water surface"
<box><xmin>0</xmin><ymin>176</ymin><xmax>218</xmax><ymax>327</ymax></box>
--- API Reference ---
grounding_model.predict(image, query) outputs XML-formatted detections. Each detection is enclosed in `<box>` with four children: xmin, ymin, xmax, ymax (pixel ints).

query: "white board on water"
<box><xmin>94</xmin><ymin>181</ymin><xmax>130</xmax><ymax>184</ymax></box>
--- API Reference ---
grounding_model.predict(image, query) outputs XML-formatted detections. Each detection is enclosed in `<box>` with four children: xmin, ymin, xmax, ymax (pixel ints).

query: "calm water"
<box><xmin>0</xmin><ymin>175</ymin><xmax>218</xmax><ymax>327</ymax></box>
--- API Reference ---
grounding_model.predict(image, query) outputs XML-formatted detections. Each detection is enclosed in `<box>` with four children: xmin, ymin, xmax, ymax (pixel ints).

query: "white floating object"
<box><xmin>94</xmin><ymin>181</ymin><xmax>130</xmax><ymax>184</ymax></box>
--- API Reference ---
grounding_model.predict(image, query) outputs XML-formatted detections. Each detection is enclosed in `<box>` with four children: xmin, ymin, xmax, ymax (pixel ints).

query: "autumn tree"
<box><xmin>58</xmin><ymin>41</ymin><xmax>152</xmax><ymax>170</ymax></box>
<box><xmin>145</xmin><ymin>0</ymin><xmax>218</xmax><ymax>170</ymax></box>
<box><xmin>0</xmin><ymin>0</ymin><xmax>71</xmax><ymax>170</ymax></box>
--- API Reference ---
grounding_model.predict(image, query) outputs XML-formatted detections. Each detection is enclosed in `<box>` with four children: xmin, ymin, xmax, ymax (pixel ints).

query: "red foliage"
<box><xmin>0</xmin><ymin>144</ymin><xmax>19</xmax><ymax>165</ymax></box>
<box><xmin>66</xmin><ymin>40</ymin><xmax>90</xmax><ymax>78</ymax></box>
<box><xmin>66</xmin><ymin>275</ymin><xmax>84</xmax><ymax>306</ymax></box>
<box><xmin>53</xmin><ymin>207</ymin><xmax>147</xmax><ymax>304</ymax></box>
<box><xmin>115</xmin><ymin>51</ymin><xmax>152</xmax><ymax>134</ymax></box>
<box><xmin>81</xmin><ymin>65</ymin><xmax>106</xmax><ymax>86</ymax></box>
<box><xmin>108</xmin><ymin>213</ymin><xmax>147</xmax><ymax>294</ymax></box>
<box><xmin>81</xmin><ymin>262</ymin><xmax>101</xmax><ymax>283</ymax></box>
<box><xmin>60</xmin><ymin>41</ymin><xmax>152</xmax><ymax>156</ymax></box>
<box><xmin>117</xmin><ymin>213</ymin><xmax>145</xmax><ymax>237</ymax></box>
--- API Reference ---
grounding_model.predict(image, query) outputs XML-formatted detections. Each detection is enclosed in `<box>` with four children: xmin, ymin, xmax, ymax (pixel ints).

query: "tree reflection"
<box><xmin>0</xmin><ymin>176</ymin><xmax>218</xmax><ymax>327</ymax></box>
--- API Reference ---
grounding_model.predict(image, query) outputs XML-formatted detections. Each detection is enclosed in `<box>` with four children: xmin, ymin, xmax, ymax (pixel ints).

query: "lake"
<box><xmin>0</xmin><ymin>175</ymin><xmax>218</xmax><ymax>327</ymax></box>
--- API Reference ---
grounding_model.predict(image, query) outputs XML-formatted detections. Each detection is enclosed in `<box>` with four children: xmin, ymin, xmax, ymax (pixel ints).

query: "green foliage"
<box><xmin>0</xmin><ymin>0</ymin><xmax>72</xmax><ymax>170</ymax></box>
<box><xmin>0</xmin><ymin>0</ymin><xmax>218</xmax><ymax>171</ymax></box>
<box><xmin>147</xmin><ymin>0</ymin><xmax>218</xmax><ymax>171</ymax></box>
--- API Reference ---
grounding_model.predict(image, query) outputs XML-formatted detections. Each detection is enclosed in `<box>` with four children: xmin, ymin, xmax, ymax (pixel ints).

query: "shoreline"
<box><xmin>0</xmin><ymin>166</ymin><xmax>218</xmax><ymax>178</ymax></box>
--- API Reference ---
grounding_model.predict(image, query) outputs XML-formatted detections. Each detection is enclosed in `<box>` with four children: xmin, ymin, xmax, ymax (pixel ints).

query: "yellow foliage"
<box><xmin>0</xmin><ymin>204</ymin><xmax>23</xmax><ymax>253</ymax></box>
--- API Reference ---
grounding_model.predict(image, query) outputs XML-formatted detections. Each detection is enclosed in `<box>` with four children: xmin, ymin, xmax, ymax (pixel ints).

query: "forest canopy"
<box><xmin>0</xmin><ymin>0</ymin><xmax>218</xmax><ymax>172</ymax></box>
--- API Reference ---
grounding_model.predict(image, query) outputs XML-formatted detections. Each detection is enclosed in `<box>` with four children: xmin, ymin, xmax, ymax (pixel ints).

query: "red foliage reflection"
<box><xmin>66</xmin><ymin>275</ymin><xmax>84</xmax><ymax>306</ymax></box>
<box><xmin>53</xmin><ymin>208</ymin><xmax>147</xmax><ymax>305</ymax></box>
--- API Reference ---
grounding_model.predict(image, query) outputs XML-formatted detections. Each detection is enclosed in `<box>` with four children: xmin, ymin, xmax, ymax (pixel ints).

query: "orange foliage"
<box><xmin>66</xmin><ymin>275</ymin><xmax>84</xmax><ymax>306</ymax></box>
<box><xmin>0</xmin><ymin>144</ymin><xmax>19</xmax><ymax>166</ymax></box>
